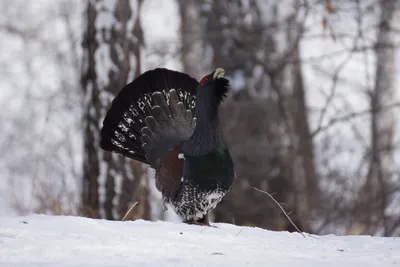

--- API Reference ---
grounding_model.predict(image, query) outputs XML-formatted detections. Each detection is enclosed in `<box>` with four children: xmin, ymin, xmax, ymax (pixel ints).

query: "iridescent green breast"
<box><xmin>183</xmin><ymin>148</ymin><xmax>234</xmax><ymax>191</ymax></box>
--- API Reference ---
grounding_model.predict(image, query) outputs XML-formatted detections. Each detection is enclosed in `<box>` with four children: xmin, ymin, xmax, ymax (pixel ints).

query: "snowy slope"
<box><xmin>0</xmin><ymin>215</ymin><xmax>399</xmax><ymax>267</ymax></box>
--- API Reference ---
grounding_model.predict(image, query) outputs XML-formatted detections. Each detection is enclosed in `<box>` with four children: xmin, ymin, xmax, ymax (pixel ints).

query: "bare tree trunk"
<box><xmin>363</xmin><ymin>0</ymin><xmax>396</xmax><ymax>235</ymax></box>
<box><xmin>280</xmin><ymin>8</ymin><xmax>318</xmax><ymax>232</ymax></box>
<box><xmin>81</xmin><ymin>1</ymin><xmax>100</xmax><ymax>218</ymax></box>
<box><xmin>81</xmin><ymin>0</ymin><xmax>149</xmax><ymax>220</ymax></box>
<box><xmin>177</xmin><ymin>0</ymin><xmax>205</xmax><ymax>79</ymax></box>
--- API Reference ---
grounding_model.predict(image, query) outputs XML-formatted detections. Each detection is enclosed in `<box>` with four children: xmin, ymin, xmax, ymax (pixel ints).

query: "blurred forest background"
<box><xmin>1</xmin><ymin>0</ymin><xmax>399</xmax><ymax>237</ymax></box>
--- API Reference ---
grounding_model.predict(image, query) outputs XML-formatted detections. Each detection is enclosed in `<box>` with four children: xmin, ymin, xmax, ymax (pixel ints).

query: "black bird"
<box><xmin>100</xmin><ymin>68</ymin><xmax>234</xmax><ymax>225</ymax></box>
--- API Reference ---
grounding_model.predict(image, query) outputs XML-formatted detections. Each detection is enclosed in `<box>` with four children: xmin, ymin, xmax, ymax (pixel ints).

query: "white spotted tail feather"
<box><xmin>140</xmin><ymin>89</ymin><xmax>196</xmax><ymax>168</ymax></box>
<box><xmin>100</xmin><ymin>68</ymin><xmax>199</xmax><ymax>167</ymax></box>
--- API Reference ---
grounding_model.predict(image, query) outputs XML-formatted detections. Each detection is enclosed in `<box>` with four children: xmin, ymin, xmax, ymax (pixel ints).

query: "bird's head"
<box><xmin>197</xmin><ymin>68</ymin><xmax>229</xmax><ymax>105</ymax></box>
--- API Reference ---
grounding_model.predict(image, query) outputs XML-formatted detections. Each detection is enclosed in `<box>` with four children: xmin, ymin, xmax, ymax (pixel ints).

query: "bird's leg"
<box><xmin>198</xmin><ymin>213</ymin><xmax>210</xmax><ymax>226</ymax></box>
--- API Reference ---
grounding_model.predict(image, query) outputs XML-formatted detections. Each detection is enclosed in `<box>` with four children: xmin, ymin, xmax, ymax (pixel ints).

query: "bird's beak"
<box><xmin>213</xmin><ymin>68</ymin><xmax>225</xmax><ymax>79</ymax></box>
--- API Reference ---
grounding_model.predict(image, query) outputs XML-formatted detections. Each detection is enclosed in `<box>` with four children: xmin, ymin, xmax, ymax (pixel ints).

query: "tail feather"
<box><xmin>100</xmin><ymin>68</ymin><xmax>199</xmax><ymax>166</ymax></box>
<box><xmin>140</xmin><ymin>89</ymin><xmax>197</xmax><ymax>168</ymax></box>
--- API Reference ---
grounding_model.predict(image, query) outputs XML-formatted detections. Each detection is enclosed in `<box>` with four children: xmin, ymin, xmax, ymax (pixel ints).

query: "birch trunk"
<box><xmin>81</xmin><ymin>0</ymin><xmax>149</xmax><ymax>220</ymax></box>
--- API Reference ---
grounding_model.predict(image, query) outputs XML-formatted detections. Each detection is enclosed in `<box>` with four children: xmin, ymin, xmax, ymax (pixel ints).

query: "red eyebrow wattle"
<box><xmin>200</xmin><ymin>77</ymin><xmax>208</xmax><ymax>87</ymax></box>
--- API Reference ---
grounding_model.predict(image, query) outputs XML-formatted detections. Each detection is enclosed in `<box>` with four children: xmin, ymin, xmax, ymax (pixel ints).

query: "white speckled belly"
<box><xmin>170</xmin><ymin>180</ymin><xmax>227</xmax><ymax>222</ymax></box>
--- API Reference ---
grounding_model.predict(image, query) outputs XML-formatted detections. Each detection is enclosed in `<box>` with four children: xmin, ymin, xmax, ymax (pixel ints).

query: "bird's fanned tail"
<box><xmin>100</xmin><ymin>68</ymin><xmax>199</xmax><ymax>167</ymax></box>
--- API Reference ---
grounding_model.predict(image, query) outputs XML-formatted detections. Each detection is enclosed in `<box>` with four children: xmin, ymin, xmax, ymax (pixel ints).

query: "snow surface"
<box><xmin>0</xmin><ymin>215</ymin><xmax>399</xmax><ymax>267</ymax></box>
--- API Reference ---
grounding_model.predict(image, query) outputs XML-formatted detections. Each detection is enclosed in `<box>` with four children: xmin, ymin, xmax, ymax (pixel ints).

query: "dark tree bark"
<box><xmin>81</xmin><ymin>1</ymin><xmax>100</xmax><ymax>218</ymax></box>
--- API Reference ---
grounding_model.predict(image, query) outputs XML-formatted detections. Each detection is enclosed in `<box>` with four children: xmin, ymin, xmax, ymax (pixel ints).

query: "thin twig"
<box><xmin>251</xmin><ymin>186</ymin><xmax>306</xmax><ymax>238</ymax></box>
<box><xmin>236</xmin><ymin>176</ymin><xmax>306</xmax><ymax>238</ymax></box>
<box><xmin>235</xmin><ymin>227</ymin><xmax>244</xmax><ymax>237</ymax></box>
<box><xmin>122</xmin><ymin>201</ymin><xmax>139</xmax><ymax>221</ymax></box>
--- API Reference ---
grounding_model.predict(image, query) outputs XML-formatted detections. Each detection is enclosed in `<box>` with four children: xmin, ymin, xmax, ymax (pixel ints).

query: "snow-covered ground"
<box><xmin>0</xmin><ymin>215</ymin><xmax>399</xmax><ymax>267</ymax></box>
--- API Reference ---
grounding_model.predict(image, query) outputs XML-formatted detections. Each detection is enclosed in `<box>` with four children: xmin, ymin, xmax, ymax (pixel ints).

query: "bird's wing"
<box><xmin>155</xmin><ymin>145</ymin><xmax>184</xmax><ymax>201</ymax></box>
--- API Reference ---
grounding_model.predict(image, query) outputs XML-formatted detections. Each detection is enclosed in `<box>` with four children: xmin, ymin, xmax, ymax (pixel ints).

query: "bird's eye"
<box><xmin>200</xmin><ymin>77</ymin><xmax>208</xmax><ymax>87</ymax></box>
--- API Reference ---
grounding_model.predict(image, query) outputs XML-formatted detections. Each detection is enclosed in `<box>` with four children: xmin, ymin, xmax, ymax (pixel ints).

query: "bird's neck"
<box><xmin>184</xmin><ymin>100</ymin><xmax>225</xmax><ymax>155</ymax></box>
